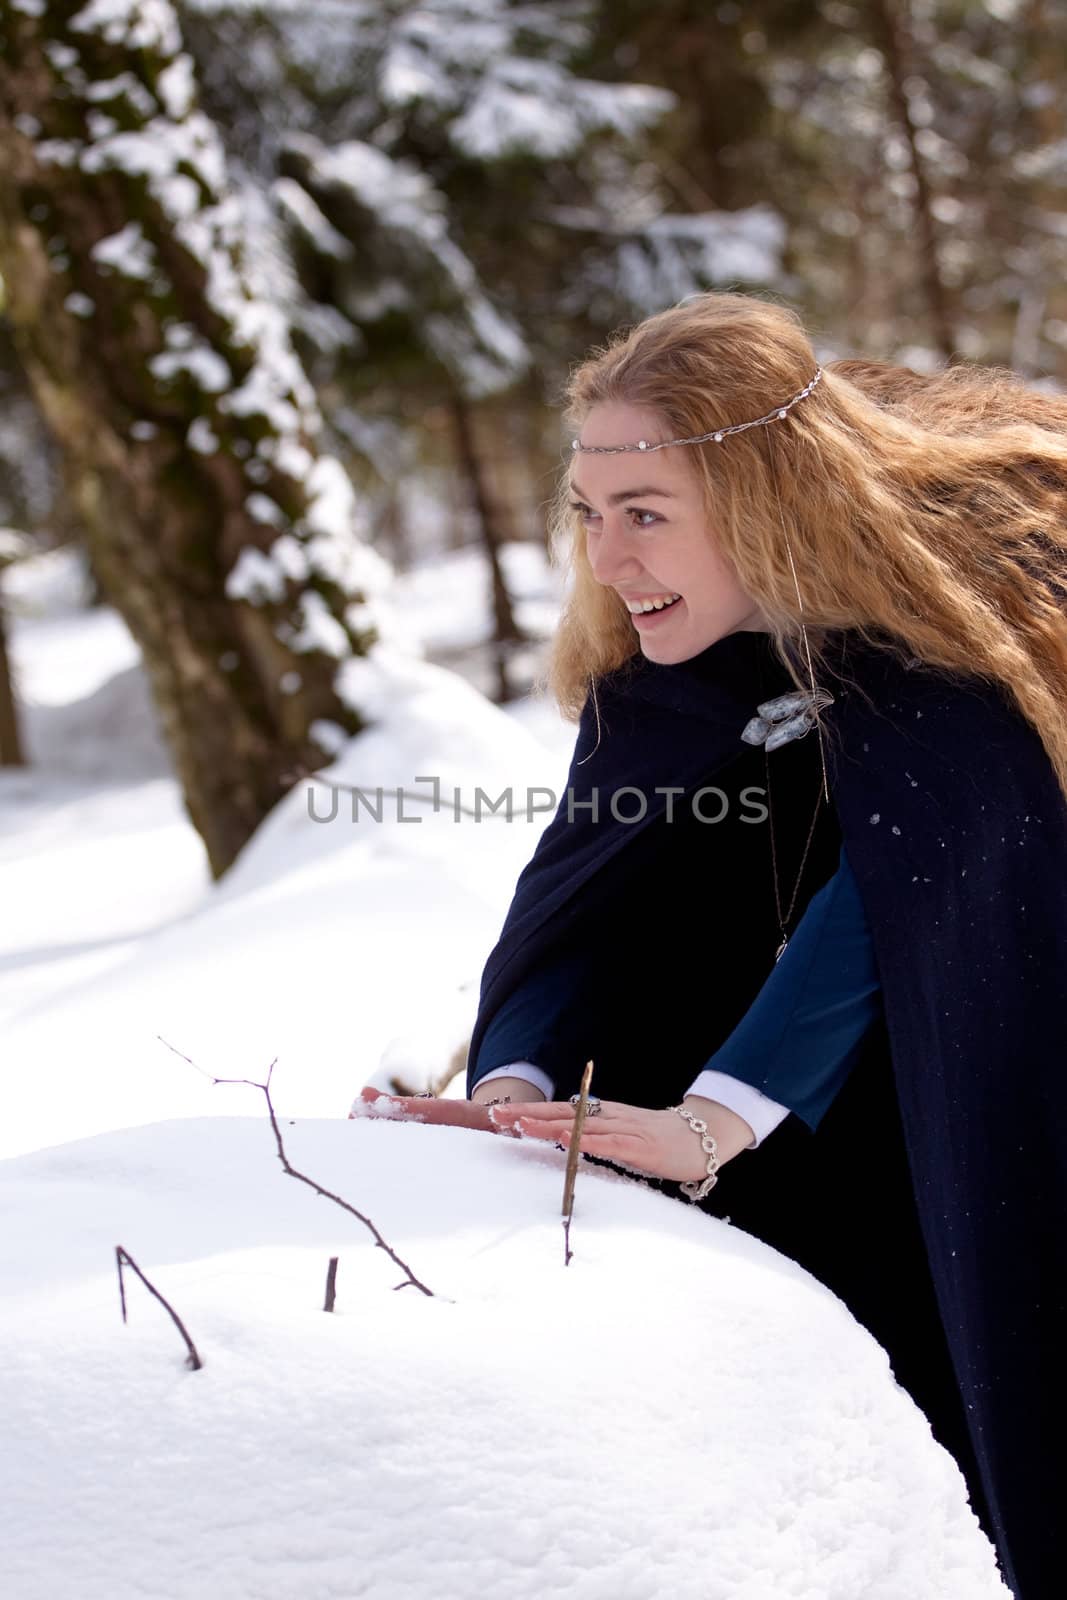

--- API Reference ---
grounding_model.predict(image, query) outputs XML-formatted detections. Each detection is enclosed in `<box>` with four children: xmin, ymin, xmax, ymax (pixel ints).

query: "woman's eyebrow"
<box><xmin>569</xmin><ymin>482</ymin><xmax>677</xmax><ymax>505</ymax></box>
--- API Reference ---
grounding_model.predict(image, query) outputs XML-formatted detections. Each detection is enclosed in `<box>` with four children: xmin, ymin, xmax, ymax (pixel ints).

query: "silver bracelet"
<box><xmin>668</xmin><ymin>1104</ymin><xmax>720</xmax><ymax>1202</ymax></box>
<box><xmin>478</xmin><ymin>1093</ymin><xmax>512</xmax><ymax>1107</ymax></box>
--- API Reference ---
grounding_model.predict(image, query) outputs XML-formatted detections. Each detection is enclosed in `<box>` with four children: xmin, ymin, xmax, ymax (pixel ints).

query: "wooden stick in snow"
<box><xmin>115</xmin><ymin>1245</ymin><xmax>203</xmax><ymax>1371</ymax></box>
<box><xmin>562</xmin><ymin>1060</ymin><xmax>595</xmax><ymax>1267</ymax></box>
<box><xmin>324</xmin><ymin>1256</ymin><xmax>339</xmax><ymax>1313</ymax></box>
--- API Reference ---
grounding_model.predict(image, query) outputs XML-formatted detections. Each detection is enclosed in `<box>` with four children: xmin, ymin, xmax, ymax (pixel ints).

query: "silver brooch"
<box><xmin>741</xmin><ymin>688</ymin><xmax>834</xmax><ymax>752</ymax></box>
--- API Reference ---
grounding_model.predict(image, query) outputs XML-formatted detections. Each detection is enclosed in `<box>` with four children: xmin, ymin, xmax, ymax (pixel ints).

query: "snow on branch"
<box><xmin>547</xmin><ymin>204</ymin><xmax>789</xmax><ymax>317</ymax></box>
<box><xmin>277</xmin><ymin>133</ymin><xmax>528</xmax><ymax>398</ymax></box>
<box><xmin>451</xmin><ymin>64</ymin><xmax>672</xmax><ymax>163</ymax></box>
<box><xmin>33</xmin><ymin>0</ymin><xmax>399</xmax><ymax>683</ymax></box>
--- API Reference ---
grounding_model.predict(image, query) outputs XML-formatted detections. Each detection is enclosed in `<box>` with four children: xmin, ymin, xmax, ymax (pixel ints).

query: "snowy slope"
<box><xmin>0</xmin><ymin>556</ymin><xmax>209</xmax><ymax>1028</ymax></box>
<box><xmin>1</xmin><ymin>550</ymin><xmax>574</xmax><ymax>1159</ymax></box>
<box><xmin>0</xmin><ymin>1114</ymin><xmax>1009</xmax><ymax>1600</ymax></box>
<box><xmin>0</xmin><ymin>647</ymin><xmax>573</xmax><ymax>1159</ymax></box>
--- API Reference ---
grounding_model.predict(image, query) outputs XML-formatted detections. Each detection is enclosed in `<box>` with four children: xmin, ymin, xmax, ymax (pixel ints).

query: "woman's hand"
<box><xmin>487</xmin><ymin>1095</ymin><xmax>756</xmax><ymax>1182</ymax></box>
<box><xmin>349</xmin><ymin>1084</ymin><xmax>521</xmax><ymax>1135</ymax></box>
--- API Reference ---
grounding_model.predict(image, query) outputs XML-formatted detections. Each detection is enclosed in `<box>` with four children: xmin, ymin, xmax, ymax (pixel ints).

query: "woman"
<box><xmin>361</xmin><ymin>293</ymin><xmax>1067</xmax><ymax>1599</ymax></box>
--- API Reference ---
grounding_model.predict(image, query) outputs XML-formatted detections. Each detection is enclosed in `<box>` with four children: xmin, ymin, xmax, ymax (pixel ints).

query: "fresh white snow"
<box><xmin>0</xmin><ymin>549</ymin><xmax>571</xmax><ymax>1153</ymax></box>
<box><xmin>0</xmin><ymin>1115</ymin><xmax>1009</xmax><ymax>1599</ymax></box>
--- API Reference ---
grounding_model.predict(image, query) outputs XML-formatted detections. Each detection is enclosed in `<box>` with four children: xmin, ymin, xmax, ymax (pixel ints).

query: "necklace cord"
<box><xmin>764</xmin><ymin>748</ymin><xmax>825</xmax><ymax>958</ymax></box>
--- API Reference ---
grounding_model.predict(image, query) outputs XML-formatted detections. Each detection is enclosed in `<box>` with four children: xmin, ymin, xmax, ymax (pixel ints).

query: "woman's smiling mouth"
<box><xmin>622</xmin><ymin>592</ymin><xmax>682</xmax><ymax>613</ymax></box>
<box><xmin>627</xmin><ymin>594</ymin><xmax>685</xmax><ymax>626</ymax></box>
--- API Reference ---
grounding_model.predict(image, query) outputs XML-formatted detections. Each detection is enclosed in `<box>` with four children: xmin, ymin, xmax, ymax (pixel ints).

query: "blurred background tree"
<box><xmin>1</xmin><ymin>0</ymin><xmax>1063</xmax><ymax>869</ymax></box>
<box><xmin>0</xmin><ymin>526</ymin><xmax>29</xmax><ymax>768</ymax></box>
<box><xmin>0</xmin><ymin>0</ymin><xmax>401</xmax><ymax>874</ymax></box>
<box><xmin>180</xmin><ymin>0</ymin><xmax>788</xmax><ymax>698</ymax></box>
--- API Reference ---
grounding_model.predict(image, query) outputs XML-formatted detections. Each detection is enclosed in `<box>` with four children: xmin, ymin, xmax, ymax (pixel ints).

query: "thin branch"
<box><xmin>116</xmin><ymin>1246</ymin><xmax>128</xmax><ymax>1324</ymax></box>
<box><xmin>324</xmin><ymin>1255</ymin><xmax>339</xmax><ymax>1313</ymax></box>
<box><xmin>562</xmin><ymin>1060</ymin><xmax>595</xmax><ymax>1267</ymax></box>
<box><xmin>159</xmin><ymin>1038</ymin><xmax>434</xmax><ymax>1297</ymax></box>
<box><xmin>115</xmin><ymin>1245</ymin><xmax>203</xmax><ymax>1371</ymax></box>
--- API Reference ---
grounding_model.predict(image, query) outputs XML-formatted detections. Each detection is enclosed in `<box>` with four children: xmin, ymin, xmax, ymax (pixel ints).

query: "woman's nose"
<box><xmin>588</xmin><ymin>522</ymin><xmax>641</xmax><ymax>587</ymax></box>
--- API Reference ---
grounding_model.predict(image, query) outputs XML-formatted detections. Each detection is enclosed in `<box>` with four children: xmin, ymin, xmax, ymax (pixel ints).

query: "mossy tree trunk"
<box><xmin>0</xmin><ymin>579</ymin><xmax>24</xmax><ymax>767</ymax></box>
<box><xmin>0</xmin><ymin>0</ymin><xmax>389</xmax><ymax>874</ymax></box>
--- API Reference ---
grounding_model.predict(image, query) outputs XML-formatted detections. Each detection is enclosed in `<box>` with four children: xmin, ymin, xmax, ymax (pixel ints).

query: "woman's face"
<box><xmin>570</xmin><ymin>402</ymin><xmax>767</xmax><ymax>664</ymax></box>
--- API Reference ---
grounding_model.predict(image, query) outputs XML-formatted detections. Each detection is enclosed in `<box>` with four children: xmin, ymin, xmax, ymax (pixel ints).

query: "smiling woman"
<box><xmin>567</xmin><ymin>403</ymin><xmax>768</xmax><ymax>661</ymax></box>
<box><xmin>367</xmin><ymin>291</ymin><xmax>1067</xmax><ymax>1600</ymax></box>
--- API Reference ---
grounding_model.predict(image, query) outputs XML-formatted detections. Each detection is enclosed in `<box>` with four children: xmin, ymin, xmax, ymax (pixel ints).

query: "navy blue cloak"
<box><xmin>466</xmin><ymin>629</ymin><xmax>1067</xmax><ymax>1600</ymax></box>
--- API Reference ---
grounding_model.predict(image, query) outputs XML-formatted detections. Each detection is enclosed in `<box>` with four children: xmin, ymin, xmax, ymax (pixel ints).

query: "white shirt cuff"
<box><xmin>473</xmin><ymin>1061</ymin><xmax>555</xmax><ymax>1101</ymax></box>
<box><xmin>686</xmin><ymin>1069</ymin><xmax>792</xmax><ymax>1149</ymax></box>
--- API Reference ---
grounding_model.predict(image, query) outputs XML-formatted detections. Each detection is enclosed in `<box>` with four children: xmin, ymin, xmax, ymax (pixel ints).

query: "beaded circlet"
<box><xmin>571</xmin><ymin>367</ymin><xmax>822</xmax><ymax>454</ymax></box>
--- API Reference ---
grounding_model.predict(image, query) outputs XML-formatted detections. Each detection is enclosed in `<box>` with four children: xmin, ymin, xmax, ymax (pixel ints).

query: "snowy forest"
<box><xmin>0</xmin><ymin>3</ymin><xmax>1061</xmax><ymax>1597</ymax></box>
<box><xmin>2</xmin><ymin>0</ymin><xmax>1065</xmax><ymax>866</ymax></box>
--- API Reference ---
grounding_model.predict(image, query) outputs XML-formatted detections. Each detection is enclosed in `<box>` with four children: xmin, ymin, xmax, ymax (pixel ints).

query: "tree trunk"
<box><xmin>0</xmin><ymin>0</ymin><xmax>389</xmax><ymax>874</ymax></box>
<box><xmin>871</xmin><ymin>0</ymin><xmax>957</xmax><ymax>361</ymax></box>
<box><xmin>0</xmin><ymin>585</ymin><xmax>25</xmax><ymax>767</ymax></box>
<box><xmin>1020</xmin><ymin>0</ymin><xmax>1067</xmax><ymax>384</ymax></box>
<box><xmin>450</xmin><ymin>392</ymin><xmax>524</xmax><ymax>704</ymax></box>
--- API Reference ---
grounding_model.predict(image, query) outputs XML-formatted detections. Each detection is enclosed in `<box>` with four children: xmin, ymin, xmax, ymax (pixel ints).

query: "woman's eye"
<box><xmin>568</xmin><ymin>500</ymin><xmax>660</xmax><ymax>529</ymax></box>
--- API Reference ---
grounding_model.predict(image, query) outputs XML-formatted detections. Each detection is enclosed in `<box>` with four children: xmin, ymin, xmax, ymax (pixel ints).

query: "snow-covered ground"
<box><xmin>1</xmin><ymin>1116</ymin><xmax>1008</xmax><ymax>1600</ymax></box>
<box><xmin>0</xmin><ymin>546</ymin><xmax>573</xmax><ymax>1154</ymax></box>
<box><xmin>0</xmin><ymin>549</ymin><xmax>1009</xmax><ymax>1597</ymax></box>
<box><xmin>0</xmin><ymin>583</ymin><xmax>208</xmax><ymax>1029</ymax></box>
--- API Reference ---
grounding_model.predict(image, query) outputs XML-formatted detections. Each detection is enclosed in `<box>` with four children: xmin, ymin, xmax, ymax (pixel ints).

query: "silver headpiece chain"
<box><xmin>571</xmin><ymin>367</ymin><xmax>823</xmax><ymax>454</ymax></box>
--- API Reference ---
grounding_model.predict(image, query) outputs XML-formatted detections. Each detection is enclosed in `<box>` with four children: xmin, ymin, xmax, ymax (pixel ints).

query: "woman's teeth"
<box><xmin>626</xmin><ymin>594</ymin><xmax>681</xmax><ymax>614</ymax></box>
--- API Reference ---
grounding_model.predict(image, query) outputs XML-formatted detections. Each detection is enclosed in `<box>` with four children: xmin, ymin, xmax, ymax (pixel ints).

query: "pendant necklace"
<box><xmin>742</xmin><ymin>474</ymin><xmax>835</xmax><ymax>960</ymax></box>
<box><xmin>764</xmin><ymin>751</ymin><xmax>824</xmax><ymax>962</ymax></box>
<box><xmin>741</xmin><ymin>685</ymin><xmax>835</xmax><ymax>963</ymax></box>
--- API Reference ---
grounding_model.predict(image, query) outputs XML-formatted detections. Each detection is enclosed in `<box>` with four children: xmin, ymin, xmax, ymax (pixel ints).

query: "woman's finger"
<box><xmin>506</xmin><ymin>1117</ymin><xmax>562</xmax><ymax>1142</ymax></box>
<box><xmin>558</xmin><ymin>1129</ymin><xmax>653</xmax><ymax>1162</ymax></box>
<box><xmin>349</xmin><ymin>1089</ymin><xmax>425</xmax><ymax>1122</ymax></box>
<box><xmin>510</xmin><ymin>1118</ymin><xmax>644</xmax><ymax>1152</ymax></box>
<box><xmin>490</xmin><ymin>1098</ymin><xmax>626</xmax><ymax>1128</ymax></box>
<box><xmin>351</xmin><ymin>1090</ymin><xmax>497</xmax><ymax>1132</ymax></box>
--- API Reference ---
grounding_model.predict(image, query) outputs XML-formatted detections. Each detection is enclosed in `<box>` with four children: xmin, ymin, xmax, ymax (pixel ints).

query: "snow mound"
<box><xmin>0</xmin><ymin>1114</ymin><xmax>1008</xmax><ymax>1600</ymax></box>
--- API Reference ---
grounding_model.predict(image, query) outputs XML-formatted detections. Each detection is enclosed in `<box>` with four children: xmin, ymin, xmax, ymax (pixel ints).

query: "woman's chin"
<box><xmin>635</xmin><ymin>612</ymin><xmax>721</xmax><ymax>663</ymax></box>
<box><xmin>638</xmin><ymin>635</ymin><xmax>694</xmax><ymax>663</ymax></box>
<box><xmin>631</xmin><ymin>598</ymin><xmax>692</xmax><ymax>661</ymax></box>
<box><xmin>638</xmin><ymin>611</ymin><xmax>771</xmax><ymax>663</ymax></box>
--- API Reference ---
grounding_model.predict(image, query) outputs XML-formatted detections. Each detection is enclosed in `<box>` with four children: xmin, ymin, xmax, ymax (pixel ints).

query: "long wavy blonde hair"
<box><xmin>546</xmin><ymin>292</ymin><xmax>1067</xmax><ymax>799</ymax></box>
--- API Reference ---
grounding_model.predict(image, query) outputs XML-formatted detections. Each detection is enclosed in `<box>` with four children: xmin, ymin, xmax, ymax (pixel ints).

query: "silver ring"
<box><xmin>569</xmin><ymin>1093</ymin><xmax>602</xmax><ymax>1117</ymax></box>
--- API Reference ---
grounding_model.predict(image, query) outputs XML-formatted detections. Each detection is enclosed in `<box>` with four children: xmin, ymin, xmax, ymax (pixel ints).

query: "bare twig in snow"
<box><xmin>562</xmin><ymin>1060</ymin><xmax>595</xmax><ymax>1267</ymax></box>
<box><xmin>115</xmin><ymin>1245</ymin><xmax>203</xmax><ymax>1371</ymax></box>
<box><xmin>324</xmin><ymin>1256</ymin><xmax>339</xmax><ymax>1313</ymax></box>
<box><xmin>158</xmin><ymin>1038</ymin><xmax>434</xmax><ymax>1297</ymax></box>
